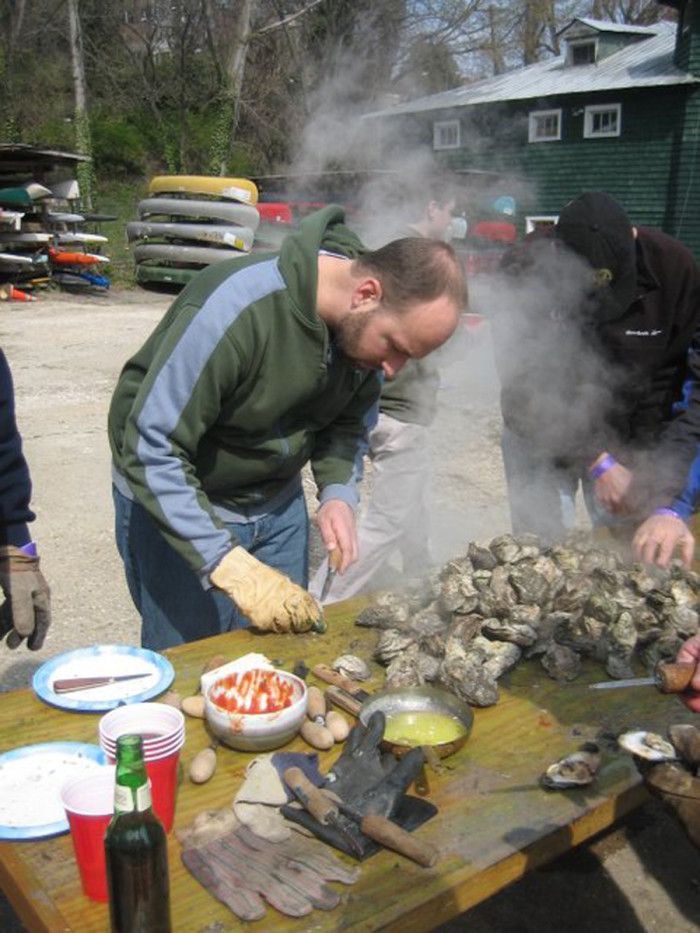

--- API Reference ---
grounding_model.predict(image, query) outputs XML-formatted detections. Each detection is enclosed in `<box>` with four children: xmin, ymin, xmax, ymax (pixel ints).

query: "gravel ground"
<box><xmin>0</xmin><ymin>289</ymin><xmax>698</xmax><ymax>931</ymax></box>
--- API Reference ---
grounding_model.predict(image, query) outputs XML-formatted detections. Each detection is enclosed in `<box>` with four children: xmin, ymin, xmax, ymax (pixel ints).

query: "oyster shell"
<box><xmin>438</xmin><ymin>654</ymin><xmax>499</xmax><ymax>707</ymax></box>
<box><xmin>489</xmin><ymin>534</ymin><xmax>522</xmax><ymax>564</ymax></box>
<box><xmin>481</xmin><ymin>617</ymin><xmax>538</xmax><ymax>648</ymax></box>
<box><xmin>374</xmin><ymin>629</ymin><xmax>416</xmax><ymax>664</ymax></box>
<box><xmin>467</xmin><ymin>542</ymin><xmax>497</xmax><ymax>571</ymax></box>
<box><xmin>618</xmin><ymin>730</ymin><xmax>677</xmax><ymax>761</ymax></box>
<box><xmin>385</xmin><ymin>647</ymin><xmax>426</xmax><ymax>689</ymax></box>
<box><xmin>509</xmin><ymin>564</ymin><xmax>550</xmax><ymax>604</ymax></box>
<box><xmin>541</xmin><ymin>743</ymin><xmax>600</xmax><ymax>789</ymax></box>
<box><xmin>331</xmin><ymin>654</ymin><xmax>371</xmax><ymax>682</ymax></box>
<box><xmin>541</xmin><ymin>643</ymin><xmax>582</xmax><ymax>682</ymax></box>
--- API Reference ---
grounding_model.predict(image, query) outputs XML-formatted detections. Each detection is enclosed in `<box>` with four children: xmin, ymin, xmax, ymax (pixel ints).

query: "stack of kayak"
<box><xmin>0</xmin><ymin>177</ymin><xmax>113</xmax><ymax>295</ymax></box>
<box><xmin>129</xmin><ymin>175</ymin><xmax>261</xmax><ymax>286</ymax></box>
<box><xmin>0</xmin><ymin>183</ymin><xmax>53</xmax><ymax>291</ymax></box>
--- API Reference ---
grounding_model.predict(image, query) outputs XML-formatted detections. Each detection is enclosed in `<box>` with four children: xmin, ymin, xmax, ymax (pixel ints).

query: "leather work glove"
<box><xmin>210</xmin><ymin>547</ymin><xmax>325</xmax><ymax>634</ymax></box>
<box><xmin>0</xmin><ymin>545</ymin><xmax>51</xmax><ymax>650</ymax></box>
<box><xmin>644</xmin><ymin>762</ymin><xmax>700</xmax><ymax>849</ymax></box>
<box><xmin>179</xmin><ymin>814</ymin><xmax>359</xmax><ymax>921</ymax></box>
<box><xmin>633</xmin><ymin>724</ymin><xmax>700</xmax><ymax>849</ymax></box>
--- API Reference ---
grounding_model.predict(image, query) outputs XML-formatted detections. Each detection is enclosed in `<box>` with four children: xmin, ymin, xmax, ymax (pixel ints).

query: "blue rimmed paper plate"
<box><xmin>32</xmin><ymin>645</ymin><xmax>175</xmax><ymax>712</ymax></box>
<box><xmin>0</xmin><ymin>741</ymin><xmax>108</xmax><ymax>840</ymax></box>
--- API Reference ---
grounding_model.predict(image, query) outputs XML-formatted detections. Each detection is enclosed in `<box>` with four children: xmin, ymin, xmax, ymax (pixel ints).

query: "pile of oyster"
<box><xmin>356</xmin><ymin>533</ymin><xmax>699</xmax><ymax>708</ymax></box>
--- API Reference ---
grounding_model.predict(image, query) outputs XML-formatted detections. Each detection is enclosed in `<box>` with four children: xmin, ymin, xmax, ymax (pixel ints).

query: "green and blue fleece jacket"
<box><xmin>108</xmin><ymin>206</ymin><xmax>381</xmax><ymax>576</ymax></box>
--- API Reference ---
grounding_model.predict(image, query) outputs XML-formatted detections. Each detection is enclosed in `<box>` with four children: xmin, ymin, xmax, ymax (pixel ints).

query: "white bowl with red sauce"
<box><xmin>203</xmin><ymin>667</ymin><xmax>308</xmax><ymax>751</ymax></box>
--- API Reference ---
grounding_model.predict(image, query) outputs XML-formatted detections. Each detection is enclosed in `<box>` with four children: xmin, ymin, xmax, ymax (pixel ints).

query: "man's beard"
<box><xmin>333</xmin><ymin>308</ymin><xmax>376</xmax><ymax>368</ymax></box>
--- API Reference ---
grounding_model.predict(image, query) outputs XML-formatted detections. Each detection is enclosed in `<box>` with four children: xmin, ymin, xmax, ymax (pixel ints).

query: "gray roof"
<box><xmin>560</xmin><ymin>17</ymin><xmax>659</xmax><ymax>36</ymax></box>
<box><xmin>367</xmin><ymin>20</ymin><xmax>697</xmax><ymax>118</ymax></box>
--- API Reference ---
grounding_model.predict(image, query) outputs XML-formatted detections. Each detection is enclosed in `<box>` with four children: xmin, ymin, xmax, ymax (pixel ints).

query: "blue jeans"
<box><xmin>113</xmin><ymin>484</ymin><xmax>309</xmax><ymax>650</ymax></box>
<box><xmin>501</xmin><ymin>428</ymin><xmax>615</xmax><ymax>541</ymax></box>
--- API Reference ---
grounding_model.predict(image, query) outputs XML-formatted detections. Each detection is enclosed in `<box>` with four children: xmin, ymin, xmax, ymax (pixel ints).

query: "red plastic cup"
<box><xmin>102</xmin><ymin>742</ymin><xmax>182</xmax><ymax>832</ymax></box>
<box><xmin>144</xmin><ymin>747</ymin><xmax>181</xmax><ymax>832</ymax></box>
<box><xmin>60</xmin><ymin>768</ymin><xmax>115</xmax><ymax>902</ymax></box>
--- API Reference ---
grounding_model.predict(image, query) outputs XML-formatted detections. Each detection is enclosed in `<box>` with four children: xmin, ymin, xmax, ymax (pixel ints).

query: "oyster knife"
<box><xmin>589</xmin><ymin>661</ymin><xmax>695</xmax><ymax>694</ymax></box>
<box><xmin>589</xmin><ymin>676</ymin><xmax>655</xmax><ymax>690</ymax></box>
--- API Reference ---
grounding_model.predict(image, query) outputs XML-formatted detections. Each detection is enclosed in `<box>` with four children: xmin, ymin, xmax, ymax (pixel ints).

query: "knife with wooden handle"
<box><xmin>312</xmin><ymin>663</ymin><xmax>371</xmax><ymax>699</ymax></box>
<box><xmin>589</xmin><ymin>661</ymin><xmax>696</xmax><ymax>692</ymax></box>
<box><xmin>284</xmin><ymin>766</ymin><xmax>438</xmax><ymax>867</ymax></box>
<box><xmin>284</xmin><ymin>766</ymin><xmax>363</xmax><ymax>856</ymax></box>
<box><xmin>51</xmin><ymin>673</ymin><xmax>153</xmax><ymax>694</ymax></box>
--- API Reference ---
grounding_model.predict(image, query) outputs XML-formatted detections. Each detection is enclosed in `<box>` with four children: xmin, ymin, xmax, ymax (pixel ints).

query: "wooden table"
<box><xmin>0</xmin><ymin>600</ymin><xmax>694</xmax><ymax>932</ymax></box>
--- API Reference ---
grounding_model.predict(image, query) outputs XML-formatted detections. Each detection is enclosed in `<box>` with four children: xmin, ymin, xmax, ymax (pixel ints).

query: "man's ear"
<box><xmin>350</xmin><ymin>276</ymin><xmax>382</xmax><ymax>309</ymax></box>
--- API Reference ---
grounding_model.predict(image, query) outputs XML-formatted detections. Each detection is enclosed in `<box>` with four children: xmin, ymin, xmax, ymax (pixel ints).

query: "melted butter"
<box><xmin>383</xmin><ymin>710</ymin><xmax>466</xmax><ymax>747</ymax></box>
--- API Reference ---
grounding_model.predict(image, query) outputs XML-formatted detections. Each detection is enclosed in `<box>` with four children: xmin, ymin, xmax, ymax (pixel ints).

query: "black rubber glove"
<box><xmin>282</xmin><ymin>712</ymin><xmax>434</xmax><ymax>859</ymax></box>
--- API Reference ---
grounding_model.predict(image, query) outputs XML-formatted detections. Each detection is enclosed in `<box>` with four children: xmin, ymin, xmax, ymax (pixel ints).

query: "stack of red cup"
<box><xmin>98</xmin><ymin>702</ymin><xmax>185</xmax><ymax>832</ymax></box>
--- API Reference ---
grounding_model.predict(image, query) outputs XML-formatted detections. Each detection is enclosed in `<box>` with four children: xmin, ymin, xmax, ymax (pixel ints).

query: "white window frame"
<box><xmin>433</xmin><ymin>119</ymin><xmax>460</xmax><ymax>150</ymax></box>
<box><xmin>568</xmin><ymin>38</ymin><xmax>597</xmax><ymax>66</ymax></box>
<box><xmin>584</xmin><ymin>103</ymin><xmax>622</xmax><ymax>138</ymax></box>
<box><xmin>525</xmin><ymin>215</ymin><xmax>558</xmax><ymax>234</ymax></box>
<box><xmin>528</xmin><ymin>109</ymin><xmax>562</xmax><ymax>143</ymax></box>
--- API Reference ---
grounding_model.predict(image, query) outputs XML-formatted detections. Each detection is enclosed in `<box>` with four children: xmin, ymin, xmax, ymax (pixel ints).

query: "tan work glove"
<box><xmin>0</xmin><ymin>545</ymin><xmax>51</xmax><ymax>650</ymax></box>
<box><xmin>210</xmin><ymin>547</ymin><xmax>325</xmax><ymax>634</ymax></box>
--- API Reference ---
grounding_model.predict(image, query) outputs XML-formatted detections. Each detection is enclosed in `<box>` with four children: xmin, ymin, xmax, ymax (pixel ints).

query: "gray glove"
<box><xmin>180</xmin><ymin>820</ymin><xmax>358</xmax><ymax>921</ymax></box>
<box><xmin>0</xmin><ymin>545</ymin><xmax>51</xmax><ymax>650</ymax></box>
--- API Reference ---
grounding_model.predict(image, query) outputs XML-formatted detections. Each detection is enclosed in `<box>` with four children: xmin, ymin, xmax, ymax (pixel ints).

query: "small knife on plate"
<box><xmin>52</xmin><ymin>673</ymin><xmax>153</xmax><ymax>694</ymax></box>
<box><xmin>589</xmin><ymin>661</ymin><xmax>695</xmax><ymax>693</ymax></box>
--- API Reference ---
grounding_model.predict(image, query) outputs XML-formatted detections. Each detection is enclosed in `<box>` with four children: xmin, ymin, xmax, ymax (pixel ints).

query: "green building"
<box><xmin>370</xmin><ymin>1</ymin><xmax>700</xmax><ymax>257</ymax></box>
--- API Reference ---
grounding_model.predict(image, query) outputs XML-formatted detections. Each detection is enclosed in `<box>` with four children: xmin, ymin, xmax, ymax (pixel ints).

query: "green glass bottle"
<box><xmin>104</xmin><ymin>734</ymin><xmax>171</xmax><ymax>932</ymax></box>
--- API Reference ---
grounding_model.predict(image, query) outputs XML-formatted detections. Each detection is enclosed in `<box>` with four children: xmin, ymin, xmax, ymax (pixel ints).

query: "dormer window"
<box><xmin>568</xmin><ymin>38</ymin><xmax>597</xmax><ymax>65</ymax></box>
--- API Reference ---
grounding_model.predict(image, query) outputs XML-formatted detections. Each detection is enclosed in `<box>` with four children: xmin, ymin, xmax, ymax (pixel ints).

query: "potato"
<box><xmin>300</xmin><ymin>719</ymin><xmax>334</xmax><ymax>750</ymax></box>
<box><xmin>326</xmin><ymin>710</ymin><xmax>350</xmax><ymax>742</ymax></box>
<box><xmin>189</xmin><ymin>747</ymin><xmax>217</xmax><ymax>784</ymax></box>
<box><xmin>306</xmin><ymin>685</ymin><xmax>326</xmax><ymax>723</ymax></box>
<box><xmin>181</xmin><ymin>694</ymin><xmax>206</xmax><ymax>718</ymax></box>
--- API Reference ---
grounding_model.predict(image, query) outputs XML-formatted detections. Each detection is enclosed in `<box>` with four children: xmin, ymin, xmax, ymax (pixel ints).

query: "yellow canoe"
<box><xmin>148</xmin><ymin>175</ymin><xmax>258</xmax><ymax>205</ymax></box>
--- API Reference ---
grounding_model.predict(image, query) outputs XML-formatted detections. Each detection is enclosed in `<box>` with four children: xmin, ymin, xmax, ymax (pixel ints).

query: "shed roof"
<box><xmin>366</xmin><ymin>20</ymin><xmax>697</xmax><ymax>117</ymax></box>
<box><xmin>559</xmin><ymin>17</ymin><xmax>659</xmax><ymax>36</ymax></box>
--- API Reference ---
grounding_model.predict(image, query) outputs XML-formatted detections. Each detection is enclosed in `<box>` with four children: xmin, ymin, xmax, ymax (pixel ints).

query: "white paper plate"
<box><xmin>0</xmin><ymin>742</ymin><xmax>108</xmax><ymax>839</ymax></box>
<box><xmin>32</xmin><ymin>645</ymin><xmax>174</xmax><ymax>712</ymax></box>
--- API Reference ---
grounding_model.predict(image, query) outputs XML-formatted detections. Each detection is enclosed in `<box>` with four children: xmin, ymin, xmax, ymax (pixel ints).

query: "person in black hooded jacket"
<box><xmin>0</xmin><ymin>350</ymin><xmax>51</xmax><ymax>650</ymax></box>
<box><xmin>493</xmin><ymin>191</ymin><xmax>700</xmax><ymax>567</ymax></box>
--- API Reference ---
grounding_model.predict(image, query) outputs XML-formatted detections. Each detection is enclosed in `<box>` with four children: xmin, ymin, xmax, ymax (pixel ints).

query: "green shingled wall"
<box><xmin>418</xmin><ymin>84</ymin><xmax>700</xmax><ymax>258</ymax></box>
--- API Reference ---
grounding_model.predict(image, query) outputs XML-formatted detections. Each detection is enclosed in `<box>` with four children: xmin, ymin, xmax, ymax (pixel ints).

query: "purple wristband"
<box><xmin>18</xmin><ymin>542</ymin><xmax>37</xmax><ymax>557</ymax></box>
<box><xmin>653</xmin><ymin>508</ymin><xmax>684</xmax><ymax>521</ymax></box>
<box><xmin>589</xmin><ymin>454</ymin><xmax>617</xmax><ymax>480</ymax></box>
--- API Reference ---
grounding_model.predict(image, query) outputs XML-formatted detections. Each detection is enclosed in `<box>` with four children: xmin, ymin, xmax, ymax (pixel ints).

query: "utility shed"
<box><xmin>366</xmin><ymin>1</ymin><xmax>700</xmax><ymax>258</ymax></box>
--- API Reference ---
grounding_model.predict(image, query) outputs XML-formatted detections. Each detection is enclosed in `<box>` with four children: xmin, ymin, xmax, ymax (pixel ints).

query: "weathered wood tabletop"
<box><xmin>0</xmin><ymin>599</ymin><xmax>694</xmax><ymax>933</ymax></box>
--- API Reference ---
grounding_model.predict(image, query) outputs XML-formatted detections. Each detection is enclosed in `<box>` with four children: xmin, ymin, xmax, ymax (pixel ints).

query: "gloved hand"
<box><xmin>0</xmin><ymin>545</ymin><xmax>51</xmax><ymax>650</ymax></box>
<box><xmin>643</xmin><ymin>762</ymin><xmax>700</xmax><ymax>849</ymax></box>
<box><xmin>210</xmin><ymin>546</ymin><xmax>325</xmax><ymax>634</ymax></box>
<box><xmin>179</xmin><ymin>814</ymin><xmax>359</xmax><ymax>921</ymax></box>
<box><xmin>632</xmin><ymin>724</ymin><xmax>700</xmax><ymax>849</ymax></box>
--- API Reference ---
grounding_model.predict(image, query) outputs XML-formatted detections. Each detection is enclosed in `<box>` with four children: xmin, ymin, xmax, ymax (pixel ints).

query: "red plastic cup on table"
<box><xmin>98</xmin><ymin>702</ymin><xmax>185</xmax><ymax>832</ymax></box>
<box><xmin>60</xmin><ymin>767</ymin><xmax>116</xmax><ymax>902</ymax></box>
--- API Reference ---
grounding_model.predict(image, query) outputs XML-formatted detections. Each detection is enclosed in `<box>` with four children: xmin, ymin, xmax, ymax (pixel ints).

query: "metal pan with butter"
<box><xmin>359</xmin><ymin>686</ymin><xmax>473</xmax><ymax>760</ymax></box>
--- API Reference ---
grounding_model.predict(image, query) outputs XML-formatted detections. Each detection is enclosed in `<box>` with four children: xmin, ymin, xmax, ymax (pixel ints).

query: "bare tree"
<box><xmin>67</xmin><ymin>0</ymin><xmax>94</xmax><ymax>207</ymax></box>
